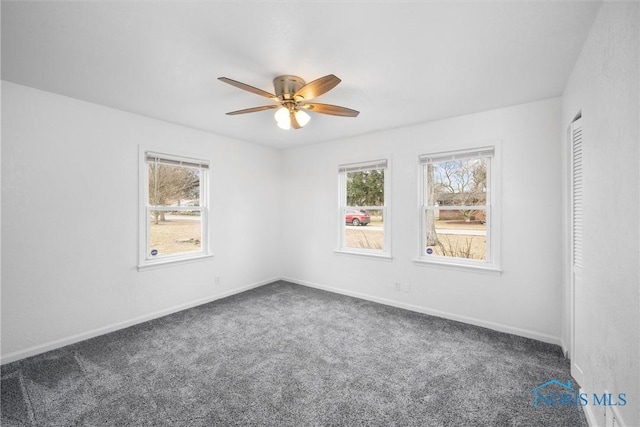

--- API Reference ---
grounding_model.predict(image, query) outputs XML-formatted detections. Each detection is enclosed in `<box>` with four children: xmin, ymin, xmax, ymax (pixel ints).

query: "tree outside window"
<box><xmin>148</xmin><ymin>162</ymin><xmax>200</xmax><ymax>224</ymax></box>
<box><xmin>421</xmin><ymin>148</ymin><xmax>494</xmax><ymax>264</ymax></box>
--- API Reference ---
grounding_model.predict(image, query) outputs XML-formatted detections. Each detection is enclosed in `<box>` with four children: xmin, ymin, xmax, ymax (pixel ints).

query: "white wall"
<box><xmin>1</xmin><ymin>84</ymin><xmax>566</xmax><ymax>364</ymax></box>
<box><xmin>1</xmin><ymin>82</ymin><xmax>282</xmax><ymax>362</ymax></box>
<box><xmin>562</xmin><ymin>2</ymin><xmax>639</xmax><ymax>426</ymax></box>
<box><xmin>281</xmin><ymin>97</ymin><xmax>564</xmax><ymax>345</ymax></box>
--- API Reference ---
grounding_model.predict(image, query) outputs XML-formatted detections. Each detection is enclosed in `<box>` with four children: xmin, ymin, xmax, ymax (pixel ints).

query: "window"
<box><xmin>139</xmin><ymin>150</ymin><xmax>211</xmax><ymax>268</ymax></box>
<box><xmin>338</xmin><ymin>159</ymin><xmax>390</xmax><ymax>257</ymax></box>
<box><xmin>418</xmin><ymin>147</ymin><xmax>499</xmax><ymax>270</ymax></box>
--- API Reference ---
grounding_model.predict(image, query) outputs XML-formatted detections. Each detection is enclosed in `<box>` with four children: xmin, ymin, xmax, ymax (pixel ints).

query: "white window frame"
<box><xmin>414</xmin><ymin>146</ymin><xmax>501</xmax><ymax>273</ymax></box>
<box><xmin>337</xmin><ymin>158</ymin><xmax>391</xmax><ymax>259</ymax></box>
<box><xmin>138</xmin><ymin>148</ymin><xmax>213</xmax><ymax>270</ymax></box>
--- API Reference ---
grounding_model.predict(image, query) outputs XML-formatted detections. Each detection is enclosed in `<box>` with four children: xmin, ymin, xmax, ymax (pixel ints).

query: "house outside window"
<box><xmin>338</xmin><ymin>159</ymin><xmax>390</xmax><ymax>258</ymax></box>
<box><xmin>139</xmin><ymin>150</ymin><xmax>211</xmax><ymax>268</ymax></box>
<box><xmin>417</xmin><ymin>146</ymin><xmax>499</xmax><ymax>271</ymax></box>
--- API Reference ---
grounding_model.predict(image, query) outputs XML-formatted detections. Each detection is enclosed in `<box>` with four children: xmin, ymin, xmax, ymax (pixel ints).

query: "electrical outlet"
<box><xmin>215</xmin><ymin>276</ymin><xmax>221</xmax><ymax>285</ymax></box>
<box><xmin>394</xmin><ymin>282</ymin><xmax>401</xmax><ymax>292</ymax></box>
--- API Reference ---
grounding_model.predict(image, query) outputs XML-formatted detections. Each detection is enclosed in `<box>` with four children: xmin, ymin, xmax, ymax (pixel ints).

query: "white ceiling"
<box><xmin>1</xmin><ymin>1</ymin><xmax>602</xmax><ymax>149</ymax></box>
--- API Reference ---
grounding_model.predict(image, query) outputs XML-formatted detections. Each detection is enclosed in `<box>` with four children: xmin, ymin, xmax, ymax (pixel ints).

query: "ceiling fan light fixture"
<box><xmin>275</xmin><ymin>107</ymin><xmax>293</xmax><ymax>130</ymax></box>
<box><xmin>275</xmin><ymin>106</ymin><xmax>310</xmax><ymax>130</ymax></box>
<box><xmin>277</xmin><ymin>120</ymin><xmax>291</xmax><ymax>130</ymax></box>
<box><xmin>274</xmin><ymin>107</ymin><xmax>290</xmax><ymax>128</ymax></box>
<box><xmin>295</xmin><ymin>109</ymin><xmax>310</xmax><ymax>127</ymax></box>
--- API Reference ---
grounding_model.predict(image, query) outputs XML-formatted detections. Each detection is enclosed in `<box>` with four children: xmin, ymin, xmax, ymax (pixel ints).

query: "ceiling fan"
<box><xmin>218</xmin><ymin>74</ymin><xmax>359</xmax><ymax>130</ymax></box>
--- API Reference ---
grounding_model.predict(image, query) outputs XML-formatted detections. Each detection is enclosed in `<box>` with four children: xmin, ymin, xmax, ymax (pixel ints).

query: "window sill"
<box><xmin>335</xmin><ymin>249</ymin><xmax>393</xmax><ymax>261</ymax></box>
<box><xmin>138</xmin><ymin>253</ymin><xmax>215</xmax><ymax>271</ymax></box>
<box><xmin>412</xmin><ymin>258</ymin><xmax>502</xmax><ymax>275</ymax></box>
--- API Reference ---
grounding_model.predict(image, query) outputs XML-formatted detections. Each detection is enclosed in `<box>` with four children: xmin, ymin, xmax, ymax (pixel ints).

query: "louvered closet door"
<box><xmin>572</xmin><ymin>118</ymin><xmax>583</xmax><ymax>272</ymax></box>
<box><xmin>570</xmin><ymin>117</ymin><xmax>585</xmax><ymax>385</ymax></box>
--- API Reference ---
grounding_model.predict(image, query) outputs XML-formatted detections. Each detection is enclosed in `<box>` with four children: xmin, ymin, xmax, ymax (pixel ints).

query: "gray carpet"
<box><xmin>1</xmin><ymin>281</ymin><xmax>587</xmax><ymax>426</ymax></box>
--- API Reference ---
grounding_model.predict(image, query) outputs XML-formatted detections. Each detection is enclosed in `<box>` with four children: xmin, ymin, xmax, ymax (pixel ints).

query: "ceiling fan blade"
<box><xmin>225</xmin><ymin>105</ymin><xmax>279</xmax><ymax>115</ymax></box>
<box><xmin>218</xmin><ymin>77</ymin><xmax>278</xmax><ymax>100</ymax></box>
<box><xmin>290</xmin><ymin>111</ymin><xmax>302</xmax><ymax>129</ymax></box>
<box><xmin>301</xmin><ymin>103</ymin><xmax>360</xmax><ymax>117</ymax></box>
<box><xmin>293</xmin><ymin>74</ymin><xmax>341</xmax><ymax>101</ymax></box>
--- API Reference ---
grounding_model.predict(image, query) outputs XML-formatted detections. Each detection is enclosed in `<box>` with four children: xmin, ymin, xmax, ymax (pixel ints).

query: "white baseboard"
<box><xmin>1</xmin><ymin>277</ymin><xmax>278</xmax><ymax>365</ymax></box>
<box><xmin>581</xmin><ymin>389</ymin><xmax>600</xmax><ymax>426</ymax></box>
<box><xmin>560</xmin><ymin>337</ymin><xmax>569</xmax><ymax>359</ymax></box>
<box><xmin>283</xmin><ymin>276</ymin><xmax>563</xmax><ymax>347</ymax></box>
<box><xmin>580</xmin><ymin>388</ymin><xmax>629</xmax><ymax>427</ymax></box>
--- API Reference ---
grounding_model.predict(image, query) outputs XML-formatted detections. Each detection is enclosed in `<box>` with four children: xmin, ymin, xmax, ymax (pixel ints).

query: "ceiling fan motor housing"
<box><xmin>273</xmin><ymin>75</ymin><xmax>306</xmax><ymax>101</ymax></box>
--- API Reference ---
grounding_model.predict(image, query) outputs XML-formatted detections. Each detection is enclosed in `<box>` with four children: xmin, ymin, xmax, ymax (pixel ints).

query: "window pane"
<box><xmin>149</xmin><ymin>211</ymin><xmax>202</xmax><ymax>257</ymax></box>
<box><xmin>344</xmin><ymin>208</ymin><xmax>384</xmax><ymax>250</ymax></box>
<box><xmin>424</xmin><ymin>209</ymin><xmax>486</xmax><ymax>260</ymax></box>
<box><xmin>148</xmin><ymin>163</ymin><xmax>200</xmax><ymax>207</ymax></box>
<box><xmin>340</xmin><ymin>164</ymin><xmax>387</xmax><ymax>253</ymax></box>
<box><xmin>431</xmin><ymin>158</ymin><xmax>486</xmax><ymax>208</ymax></box>
<box><xmin>346</xmin><ymin>169</ymin><xmax>384</xmax><ymax>206</ymax></box>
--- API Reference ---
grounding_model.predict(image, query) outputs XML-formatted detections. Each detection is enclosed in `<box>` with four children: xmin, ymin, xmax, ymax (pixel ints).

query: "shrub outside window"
<box><xmin>338</xmin><ymin>159</ymin><xmax>390</xmax><ymax>257</ymax></box>
<box><xmin>419</xmin><ymin>147</ymin><xmax>498</xmax><ymax>269</ymax></box>
<box><xmin>140</xmin><ymin>151</ymin><xmax>210</xmax><ymax>267</ymax></box>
